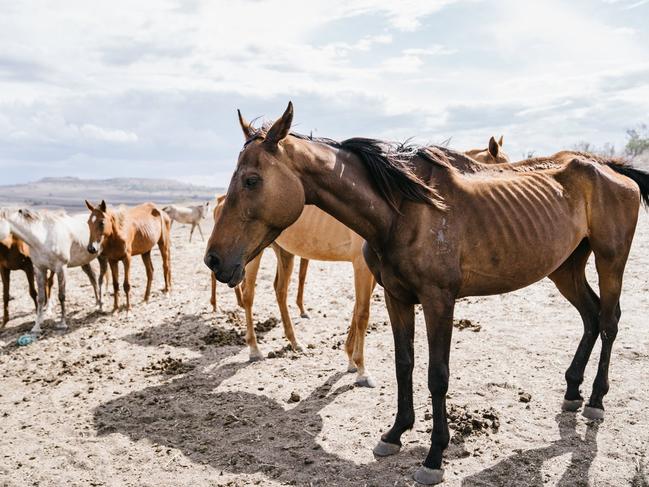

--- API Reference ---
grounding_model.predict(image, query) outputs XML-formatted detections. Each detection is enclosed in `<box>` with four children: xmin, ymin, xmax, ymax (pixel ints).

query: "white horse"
<box><xmin>162</xmin><ymin>203</ymin><xmax>209</xmax><ymax>242</ymax></box>
<box><xmin>0</xmin><ymin>208</ymin><xmax>105</xmax><ymax>333</ymax></box>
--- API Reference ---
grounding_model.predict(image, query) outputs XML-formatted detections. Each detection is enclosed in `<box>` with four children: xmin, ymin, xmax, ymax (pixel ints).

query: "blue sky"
<box><xmin>0</xmin><ymin>0</ymin><xmax>648</xmax><ymax>186</ymax></box>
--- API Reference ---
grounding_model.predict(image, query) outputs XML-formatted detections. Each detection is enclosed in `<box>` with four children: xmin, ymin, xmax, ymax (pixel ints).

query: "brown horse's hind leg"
<box><xmin>548</xmin><ymin>239</ymin><xmax>600</xmax><ymax>412</ymax></box>
<box><xmin>241</xmin><ymin>252</ymin><xmax>263</xmax><ymax>361</ymax></box>
<box><xmin>25</xmin><ymin>262</ymin><xmax>38</xmax><ymax>311</ymax></box>
<box><xmin>123</xmin><ymin>255</ymin><xmax>132</xmax><ymax>311</ymax></box>
<box><xmin>1</xmin><ymin>266</ymin><xmax>9</xmax><ymax>327</ymax></box>
<box><xmin>141</xmin><ymin>251</ymin><xmax>154</xmax><ymax>302</ymax></box>
<box><xmin>272</xmin><ymin>245</ymin><xmax>303</xmax><ymax>351</ymax></box>
<box><xmin>581</xmin><ymin>251</ymin><xmax>627</xmax><ymax>420</ymax></box>
<box><xmin>296</xmin><ymin>258</ymin><xmax>309</xmax><ymax>318</ymax></box>
<box><xmin>374</xmin><ymin>292</ymin><xmax>415</xmax><ymax>458</ymax></box>
<box><xmin>109</xmin><ymin>260</ymin><xmax>120</xmax><ymax>312</ymax></box>
<box><xmin>349</xmin><ymin>259</ymin><xmax>377</xmax><ymax>387</ymax></box>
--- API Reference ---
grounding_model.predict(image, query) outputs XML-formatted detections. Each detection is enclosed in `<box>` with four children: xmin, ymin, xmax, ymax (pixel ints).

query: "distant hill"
<box><xmin>0</xmin><ymin>177</ymin><xmax>223</xmax><ymax>212</ymax></box>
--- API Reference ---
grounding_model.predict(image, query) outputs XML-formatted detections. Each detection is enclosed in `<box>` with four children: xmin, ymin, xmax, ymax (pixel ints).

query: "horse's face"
<box><xmin>466</xmin><ymin>136</ymin><xmax>510</xmax><ymax>164</ymax></box>
<box><xmin>204</xmin><ymin>102</ymin><xmax>305</xmax><ymax>287</ymax></box>
<box><xmin>85</xmin><ymin>200</ymin><xmax>110</xmax><ymax>254</ymax></box>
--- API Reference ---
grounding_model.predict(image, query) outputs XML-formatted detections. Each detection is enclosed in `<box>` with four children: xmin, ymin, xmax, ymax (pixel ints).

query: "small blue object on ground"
<box><xmin>17</xmin><ymin>334</ymin><xmax>35</xmax><ymax>346</ymax></box>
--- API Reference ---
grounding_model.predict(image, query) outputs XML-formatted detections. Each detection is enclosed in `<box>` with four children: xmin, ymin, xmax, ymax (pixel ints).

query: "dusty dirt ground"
<box><xmin>1</xmin><ymin>212</ymin><xmax>648</xmax><ymax>487</ymax></box>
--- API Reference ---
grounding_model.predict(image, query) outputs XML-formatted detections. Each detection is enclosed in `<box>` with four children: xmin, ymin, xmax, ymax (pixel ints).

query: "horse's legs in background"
<box><xmin>373</xmin><ymin>292</ymin><xmax>415</xmax><ymax>457</ymax></box>
<box><xmin>109</xmin><ymin>260</ymin><xmax>120</xmax><ymax>312</ymax></box>
<box><xmin>210</xmin><ymin>272</ymin><xmax>217</xmax><ymax>312</ymax></box>
<box><xmin>97</xmin><ymin>255</ymin><xmax>108</xmax><ymax>310</ymax></box>
<box><xmin>583</xmin><ymin>248</ymin><xmax>628</xmax><ymax>419</ymax></box>
<box><xmin>25</xmin><ymin>261</ymin><xmax>38</xmax><ymax>311</ymax></box>
<box><xmin>1</xmin><ymin>266</ymin><xmax>9</xmax><ymax>327</ymax></box>
<box><xmin>272</xmin><ymin>244</ymin><xmax>303</xmax><ymax>351</ymax></box>
<box><xmin>241</xmin><ymin>252</ymin><xmax>263</xmax><ymax>360</ymax></box>
<box><xmin>196</xmin><ymin>223</ymin><xmax>205</xmax><ymax>242</ymax></box>
<box><xmin>141</xmin><ymin>251</ymin><xmax>154</xmax><ymax>302</ymax></box>
<box><xmin>189</xmin><ymin>223</ymin><xmax>195</xmax><ymax>243</ymax></box>
<box><xmin>296</xmin><ymin>258</ymin><xmax>309</xmax><ymax>318</ymax></box>
<box><xmin>44</xmin><ymin>270</ymin><xmax>56</xmax><ymax>315</ymax></box>
<box><xmin>158</xmin><ymin>227</ymin><xmax>171</xmax><ymax>293</ymax></box>
<box><xmin>123</xmin><ymin>255</ymin><xmax>132</xmax><ymax>311</ymax></box>
<box><xmin>348</xmin><ymin>260</ymin><xmax>377</xmax><ymax>387</ymax></box>
<box><xmin>548</xmin><ymin>240</ymin><xmax>600</xmax><ymax>411</ymax></box>
<box><xmin>31</xmin><ymin>266</ymin><xmax>48</xmax><ymax>334</ymax></box>
<box><xmin>235</xmin><ymin>285</ymin><xmax>243</xmax><ymax>307</ymax></box>
<box><xmin>80</xmin><ymin>262</ymin><xmax>100</xmax><ymax>308</ymax></box>
<box><xmin>55</xmin><ymin>266</ymin><xmax>68</xmax><ymax>329</ymax></box>
<box><xmin>416</xmin><ymin>289</ymin><xmax>455</xmax><ymax>485</ymax></box>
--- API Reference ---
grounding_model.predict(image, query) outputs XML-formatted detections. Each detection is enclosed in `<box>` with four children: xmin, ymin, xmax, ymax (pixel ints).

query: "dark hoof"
<box><xmin>373</xmin><ymin>440</ymin><xmax>401</xmax><ymax>457</ymax></box>
<box><xmin>347</xmin><ymin>364</ymin><xmax>358</xmax><ymax>374</ymax></box>
<box><xmin>355</xmin><ymin>375</ymin><xmax>377</xmax><ymax>388</ymax></box>
<box><xmin>562</xmin><ymin>398</ymin><xmax>583</xmax><ymax>412</ymax></box>
<box><xmin>249</xmin><ymin>350</ymin><xmax>265</xmax><ymax>362</ymax></box>
<box><xmin>300</xmin><ymin>312</ymin><xmax>310</xmax><ymax>319</ymax></box>
<box><xmin>413</xmin><ymin>466</ymin><xmax>444</xmax><ymax>485</ymax></box>
<box><xmin>582</xmin><ymin>406</ymin><xmax>604</xmax><ymax>420</ymax></box>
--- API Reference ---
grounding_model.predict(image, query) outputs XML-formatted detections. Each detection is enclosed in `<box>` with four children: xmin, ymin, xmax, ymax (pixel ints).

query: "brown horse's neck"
<box><xmin>104</xmin><ymin>212</ymin><xmax>126</xmax><ymax>245</ymax></box>
<box><xmin>288</xmin><ymin>138</ymin><xmax>396</xmax><ymax>249</ymax></box>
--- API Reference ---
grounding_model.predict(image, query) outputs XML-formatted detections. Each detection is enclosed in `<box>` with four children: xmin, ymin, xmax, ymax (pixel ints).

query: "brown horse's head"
<box><xmin>85</xmin><ymin>200</ymin><xmax>111</xmax><ymax>254</ymax></box>
<box><xmin>205</xmin><ymin>102</ymin><xmax>305</xmax><ymax>286</ymax></box>
<box><xmin>465</xmin><ymin>135</ymin><xmax>510</xmax><ymax>164</ymax></box>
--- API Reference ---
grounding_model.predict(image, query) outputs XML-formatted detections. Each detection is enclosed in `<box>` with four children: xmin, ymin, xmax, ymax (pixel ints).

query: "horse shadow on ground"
<box><xmin>93</xmin><ymin>311</ymin><xmax>605</xmax><ymax>487</ymax></box>
<box><xmin>462</xmin><ymin>413</ymin><xmax>599</xmax><ymax>487</ymax></box>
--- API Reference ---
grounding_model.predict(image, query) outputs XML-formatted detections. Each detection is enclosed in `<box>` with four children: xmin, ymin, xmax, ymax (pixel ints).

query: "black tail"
<box><xmin>605</xmin><ymin>161</ymin><xmax>649</xmax><ymax>207</ymax></box>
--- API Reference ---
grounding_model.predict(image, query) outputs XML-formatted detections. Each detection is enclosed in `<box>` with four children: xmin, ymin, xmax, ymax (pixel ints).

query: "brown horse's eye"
<box><xmin>244</xmin><ymin>176</ymin><xmax>260</xmax><ymax>189</ymax></box>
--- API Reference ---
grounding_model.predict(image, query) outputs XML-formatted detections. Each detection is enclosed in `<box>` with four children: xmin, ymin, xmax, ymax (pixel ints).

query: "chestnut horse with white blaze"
<box><xmin>85</xmin><ymin>201</ymin><xmax>172</xmax><ymax>312</ymax></box>
<box><xmin>205</xmin><ymin>102</ymin><xmax>649</xmax><ymax>485</ymax></box>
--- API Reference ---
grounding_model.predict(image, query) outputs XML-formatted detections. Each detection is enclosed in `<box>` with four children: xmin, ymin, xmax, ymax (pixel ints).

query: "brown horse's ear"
<box><xmin>265</xmin><ymin>101</ymin><xmax>293</xmax><ymax>146</ymax></box>
<box><xmin>237</xmin><ymin>109</ymin><xmax>253</xmax><ymax>140</ymax></box>
<box><xmin>99</xmin><ymin>200</ymin><xmax>107</xmax><ymax>212</ymax></box>
<box><xmin>488</xmin><ymin>136</ymin><xmax>499</xmax><ymax>158</ymax></box>
<box><xmin>85</xmin><ymin>200</ymin><xmax>95</xmax><ymax>212</ymax></box>
<box><xmin>498</xmin><ymin>135</ymin><xmax>504</xmax><ymax>147</ymax></box>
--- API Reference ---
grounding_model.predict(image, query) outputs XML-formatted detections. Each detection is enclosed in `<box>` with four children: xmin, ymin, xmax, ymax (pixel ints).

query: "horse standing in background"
<box><xmin>1</xmin><ymin>235</ymin><xmax>39</xmax><ymax>326</ymax></box>
<box><xmin>464</xmin><ymin>135</ymin><xmax>509</xmax><ymax>164</ymax></box>
<box><xmin>86</xmin><ymin>201</ymin><xmax>171</xmax><ymax>312</ymax></box>
<box><xmin>0</xmin><ymin>208</ymin><xmax>104</xmax><ymax>333</ymax></box>
<box><xmin>162</xmin><ymin>203</ymin><xmax>209</xmax><ymax>242</ymax></box>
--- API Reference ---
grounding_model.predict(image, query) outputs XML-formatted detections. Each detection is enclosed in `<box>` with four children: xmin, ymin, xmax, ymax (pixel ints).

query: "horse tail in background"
<box><xmin>605</xmin><ymin>160</ymin><xmax>649</xmax><ymax>207</ymax></box>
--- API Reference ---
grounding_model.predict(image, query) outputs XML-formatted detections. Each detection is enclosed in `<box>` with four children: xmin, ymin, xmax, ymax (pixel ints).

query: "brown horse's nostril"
<box><xmin>204</xmin><ymin>252</ymin><xmax>221</xmax><ymax>273</ymax></box>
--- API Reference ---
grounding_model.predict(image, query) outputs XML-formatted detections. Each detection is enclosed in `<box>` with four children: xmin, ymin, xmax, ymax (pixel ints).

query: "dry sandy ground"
<box><xmin>1</xmin><ymin>213</ymin><xmax>648</xmax><ymax>487</ymax></box>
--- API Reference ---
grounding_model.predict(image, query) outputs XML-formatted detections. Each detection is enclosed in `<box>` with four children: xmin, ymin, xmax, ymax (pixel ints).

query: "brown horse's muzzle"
<box><xmin>204</xmin><ymin>251</ymin><xmax>245</xmax><ymax>287</ymax></box>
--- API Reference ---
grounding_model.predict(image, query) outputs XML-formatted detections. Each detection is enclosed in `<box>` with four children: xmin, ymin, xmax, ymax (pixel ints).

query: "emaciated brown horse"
<box><xmin>205</xmin><ymin>102</ymin><xmax>649</xmax><ymax>485</ymax></box>
<box><xmin>86</xmin><ymin>201</ymin><xmax>172</xmax><ymax>312</ymax></box>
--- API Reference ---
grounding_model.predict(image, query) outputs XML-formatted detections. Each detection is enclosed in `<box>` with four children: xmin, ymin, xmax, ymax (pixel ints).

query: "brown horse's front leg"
<box><xmin>1</xmin><ymin>266</ymin><xmax>9</xmax><ymax>326</ymax></box>
<box><xmin>109</xmin><ymin>260</ymin><xmax>120</xmax><ymax>312</ymax></box>
<box><xmin>123</xmin><ymin>255</ymin><xmax>132</xmax><ymax>311</ymax></box>
<box><xmin>373</xmin><ymin>291</ymin><xmax>415</xmax><ymax>457</ymax></box>
<box><xmin>415</xmin><ymin>289</ymin><xmax>456</xmax><ymax>485</ymax></box>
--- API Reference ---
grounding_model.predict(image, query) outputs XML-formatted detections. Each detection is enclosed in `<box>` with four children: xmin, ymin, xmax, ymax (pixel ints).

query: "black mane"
<box><xmin>244</xmin><ymin>124</ymin><xmax>446</xmax><ymax>212</ymax></box>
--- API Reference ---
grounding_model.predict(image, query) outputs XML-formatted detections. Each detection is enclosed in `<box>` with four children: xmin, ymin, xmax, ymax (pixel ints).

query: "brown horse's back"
<box><xmin>275</xmin><ymin>205</ymin><xmax>363</xmax><ymax>262</ymax></box>
<box><xmin>124</xmin><ymin>203</ymin><xmax>166</xmax><ymax>256</ymax></box>
<box><xmin>0</xmin><ymin>235</ymin><xmax>32</xmax><ymax>271</ymax></box>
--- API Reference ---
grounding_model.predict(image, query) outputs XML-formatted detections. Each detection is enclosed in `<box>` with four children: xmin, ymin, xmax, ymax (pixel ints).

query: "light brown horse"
<box><xmin>85</xmin><ymin>201</ymin><xmax>172</xmax><ymax>312</ymax></box>
<box><xmin>205</xmin><ymin>102</ymin><xmax>649</xmax><ymax>485</ymax></box>
<box><xmin>464</xmin><ymin>135</ymin><xmax>509</xmax><ymax>164</ymax></box>
<box><xmin>209</xmin><ymin>198</ymin><xmax>376</xmax><ymax>386</ymax></box>
<box><xmin>1</xmin><ymin>235</ymin><xmax>39</xmax><ymax>326</ymax></box>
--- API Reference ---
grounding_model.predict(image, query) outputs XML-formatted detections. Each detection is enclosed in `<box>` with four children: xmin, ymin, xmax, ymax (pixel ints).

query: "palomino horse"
<box><xmin>0</xmin><ymin>208</ymin><xmax>104</xmax><ymax>333</ymax></box>
<box><xmin>209</xmin><ymin>196</ymin><xmax>377</xmax><ymax>386</ymax></box>
<box><xmin>163</xmin><ymin>203</ymin><xmax>209</xmax><ymax>242</ymax></box>
<box><xmin>464</xmin><ymin>135</ymin><xmax>510</xmax><ymax>164</ymax></box>
<box><xmin>85</xmin><ymin>201</ymin><xmax>171</xmax><ymax>312</ymax></box>
<box><xmin>205</xmin><ymin>102</ymin><xmax>649</xmax><ymax>485</ymax></box>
